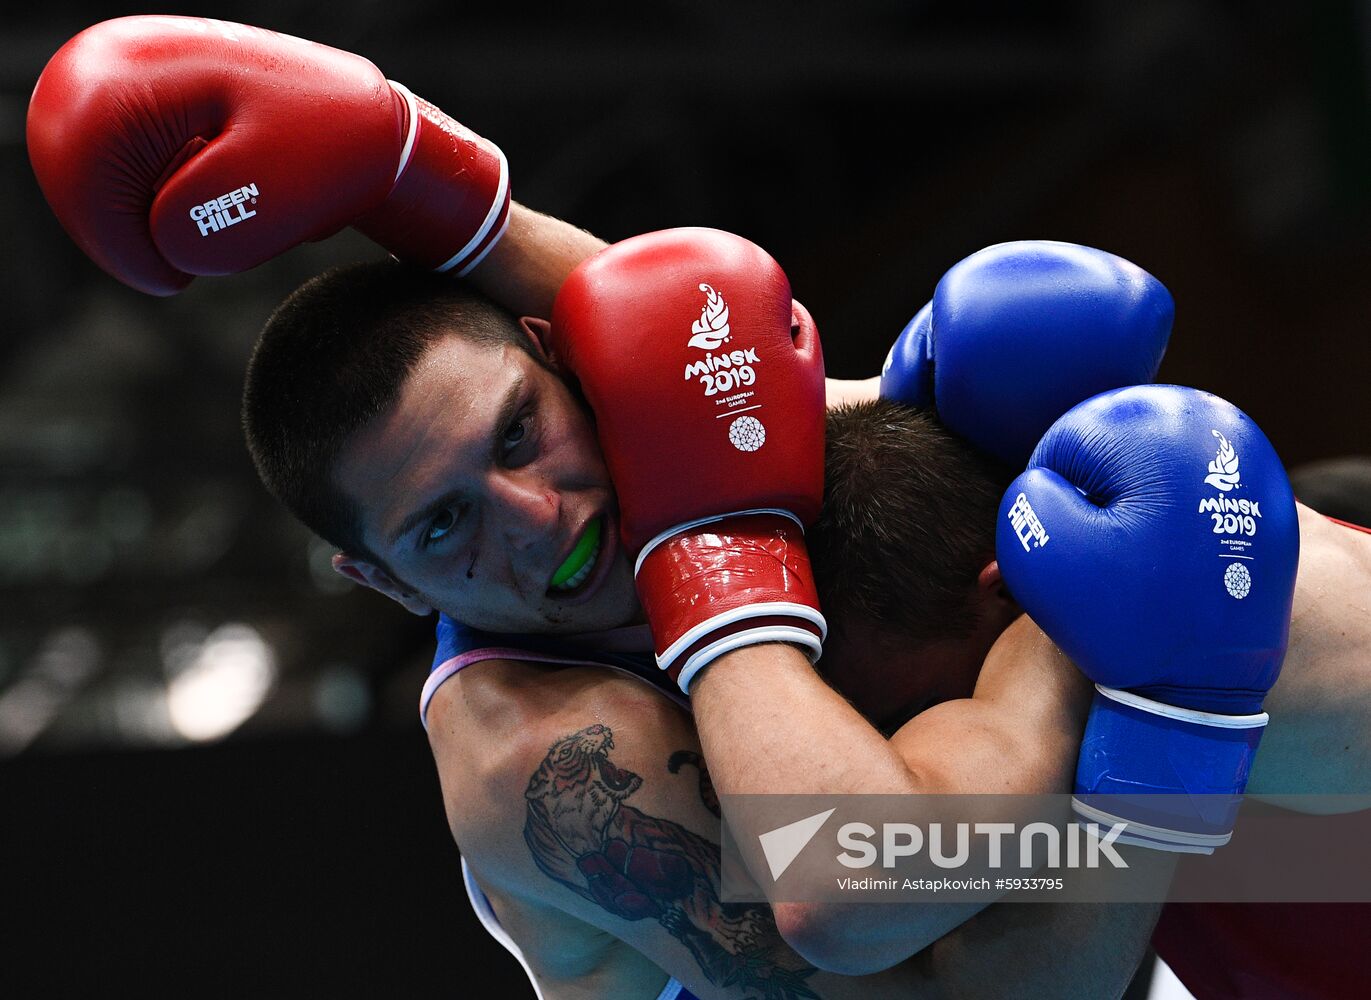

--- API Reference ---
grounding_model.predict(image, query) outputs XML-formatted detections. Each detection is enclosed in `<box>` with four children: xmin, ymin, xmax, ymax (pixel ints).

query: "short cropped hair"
<box><xmin>242</xmin><ymin>259</ymin><xmax>542</xmax><ymax>561</ymax></box>
<box><xmin>809</xmin><ymin>399</ymin><xmax>1015</xmax><ymax>647</ymax></box>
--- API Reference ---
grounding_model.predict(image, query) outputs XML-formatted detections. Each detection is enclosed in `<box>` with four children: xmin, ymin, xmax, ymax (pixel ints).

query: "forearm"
<box><xmin>465</xmin><ymin>202</ymin><xmax>608</xmax><ymax>318</ymax></box>
<box><xmin>688</xmin><ymin>645</ymin><xmax>963</xmax><ymax>972</ymax></box>
<box><xmin>685</xmin><ymin>632</ymin><xmax>1102</xmax><ymax>973</ymax></box>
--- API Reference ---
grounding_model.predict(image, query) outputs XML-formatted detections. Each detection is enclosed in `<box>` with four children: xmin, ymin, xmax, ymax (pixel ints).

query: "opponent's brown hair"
<box><xmin>242</xmin><ymin>259</ymin><xmax>545</xmax><ymax>563</ymax></box>
<box><xmin>809</xmin><ymin>399</ymin><xmax>1015</xmax><ymax>647</ymax></box>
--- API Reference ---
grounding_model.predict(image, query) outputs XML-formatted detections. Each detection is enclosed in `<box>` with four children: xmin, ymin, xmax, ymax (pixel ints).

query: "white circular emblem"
<box><xmin>1223</xmin><ymin>562</ymin><xmax>1251</xmax><ymax>600</ymax></box>
<box><xmin>728</xmin><ymin>415</ymin><xmax>766</xmax><ymax>452</ymax></box>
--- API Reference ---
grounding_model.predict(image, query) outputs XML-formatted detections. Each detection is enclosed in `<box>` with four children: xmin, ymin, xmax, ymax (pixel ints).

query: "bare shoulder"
<box><xmin>888</xmin><ymin>617</ymin><xmax>1090</xmax><ymax>794</ymax></box>
<box><xmin>1278</xmin><ymin>505</ymin><xmax>1371</xmax><ymax>700</ymax></box>
<box><xmin>1292</xmin><ymin>503</ymin><xmax>1371</xmax><ymax>600</ymax></box>
<box><xmin>424</xmin><ymin>658</ymin><xmax>696</xmax><ymax>857</ymax></box>
<box><xmin>1251</xmin><ymin>506</ymin><xmax>1371</xmax><ymax>799</ymax></box>
<box><xmin>976</xmin><ymin>615</ymin><xmax>1091</xmax><ymax>717</ymax></box>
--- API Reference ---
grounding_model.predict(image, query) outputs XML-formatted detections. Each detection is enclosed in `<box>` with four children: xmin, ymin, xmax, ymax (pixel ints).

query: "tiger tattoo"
<box><xmin>523</xmin><ymin>724</ymin><xmax>817</xmax><ymax>999</ymax></box>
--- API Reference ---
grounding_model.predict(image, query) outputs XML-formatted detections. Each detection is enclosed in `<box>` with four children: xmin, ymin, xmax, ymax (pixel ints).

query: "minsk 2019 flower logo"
<box><xmin>687</xmin><ymin>283</ymin><xmax>731</xmax><ymax>350</ymax></box>
<box><xmin>1204</xmin><ymin>430</ymin><xmax>1241</xmax><ymax>492</ymax></box>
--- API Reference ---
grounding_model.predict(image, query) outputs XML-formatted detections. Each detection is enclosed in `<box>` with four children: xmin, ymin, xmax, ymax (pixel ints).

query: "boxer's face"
<box><xmin>331</xmin><ymin>332</ymin><xmax>640</xmax><ymax>634</ymax></box>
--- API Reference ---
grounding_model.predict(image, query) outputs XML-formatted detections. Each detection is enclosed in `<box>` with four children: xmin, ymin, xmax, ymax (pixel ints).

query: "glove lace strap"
<box><xmin>1094</xmin><ymin>685</ymin><xmax>1268</xmax><ymax>729</ymax></box>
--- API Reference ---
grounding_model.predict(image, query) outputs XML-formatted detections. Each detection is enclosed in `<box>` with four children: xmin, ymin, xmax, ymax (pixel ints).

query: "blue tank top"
<box><xmin>421</xmin><ymin>613</ymin><xmax>683</xmax><ymax>729</ymax></box>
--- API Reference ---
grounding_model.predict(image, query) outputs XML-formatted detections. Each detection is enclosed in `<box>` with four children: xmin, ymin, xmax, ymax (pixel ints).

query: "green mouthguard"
<box><xmin>550</xmin><ymin>517</ymin><xmax>602</xmax><ymax>587</ymax></box>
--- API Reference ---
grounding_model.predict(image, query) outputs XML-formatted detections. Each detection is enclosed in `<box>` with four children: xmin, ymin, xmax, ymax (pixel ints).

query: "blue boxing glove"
<box><xmin>880</xmin><ymin>241</ymin><xmax>1173</xmax><ymax>467</ymax></box>
<box><xmin>995</xmin><ymin>385</ymin><xmax>1299</xmax><ymax>852</ymax></box>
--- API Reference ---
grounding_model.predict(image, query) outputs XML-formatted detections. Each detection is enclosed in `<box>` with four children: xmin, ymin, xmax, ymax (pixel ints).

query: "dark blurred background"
<box><xmin>3</xmin><ymin>0</ymin><xmax>1369</xmax><ymax>993</ymax></box>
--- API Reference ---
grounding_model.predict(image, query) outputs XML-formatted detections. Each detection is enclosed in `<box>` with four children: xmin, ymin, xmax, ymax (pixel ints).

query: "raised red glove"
<box><xmin>27</xmin><ymin>16</ymin><xmax>510</xmax><ymax>295</ymax></box>
<box><xmin>550</xmin><ymin>229</ymin><xmax>827</xmax><ymax>691</ymax></box>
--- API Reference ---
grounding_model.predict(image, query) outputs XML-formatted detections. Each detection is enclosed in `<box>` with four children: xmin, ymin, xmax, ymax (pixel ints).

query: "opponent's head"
<box><xmin>808</xmin><ymin>399</ymin><xmax>1019</xmax><ymax>733</ymax></box>
<box><xmin>242</xmin><ymin>260</ymin><xmax>638</xmax><ymax>634</ymax></box>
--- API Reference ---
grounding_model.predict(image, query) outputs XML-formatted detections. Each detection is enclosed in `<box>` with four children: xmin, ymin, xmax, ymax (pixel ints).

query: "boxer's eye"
<box><xmin>425</xmin><ymin>506</ymin><xmax>464</xmax><ymax>545</ymax></box>
<box><xmin>500</xmin><ymin>408</ymin><xmax>537</xmax><ymax>467</ymax></box>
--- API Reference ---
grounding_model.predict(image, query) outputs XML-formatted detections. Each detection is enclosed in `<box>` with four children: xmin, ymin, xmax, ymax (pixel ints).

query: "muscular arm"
<box><xmin>689</xmin><ymin>617</ymin><xmax>1170</xmax><ymax>978</ymax></box>
<box><xmin>887</xmin><ymin>617</ymin><xmax>1087</xmax><ymax>794</ymax></box>
<box><xmin>690</xmin><ymin>618</ymin><xmax>1087</xmax><ymax>799</ymax></box>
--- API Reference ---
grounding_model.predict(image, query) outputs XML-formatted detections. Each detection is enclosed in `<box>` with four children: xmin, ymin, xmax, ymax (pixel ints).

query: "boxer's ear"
<box><xmin>519</xmin><ymin>316</ymin><xmax>555</xmax><ymax>362</ymax></box>
<box><xmin>332</xmin><ymin>552</ymin><xmax>433</xmax><ymax>616</ymax></box>
<box><xmin>977</xmin><ymin>559</ymin><xmax>1021</xmax><ymax>616</ymax></box>
<box><xmin>977</xmin><ymin>560</ymin><xmax>1001</xmax><ymax>591</ymax></box>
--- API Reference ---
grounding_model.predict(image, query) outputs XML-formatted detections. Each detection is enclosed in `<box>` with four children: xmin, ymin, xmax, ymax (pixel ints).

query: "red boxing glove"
<box><xmin>550</xmin><ymin>229</ymin><xmax>827</xmax><ymax>691</ymax></box>
<box><xmin>27</xmin><ymin>16</ymin><xmax>510</xmax><ymax>296</ymax></box>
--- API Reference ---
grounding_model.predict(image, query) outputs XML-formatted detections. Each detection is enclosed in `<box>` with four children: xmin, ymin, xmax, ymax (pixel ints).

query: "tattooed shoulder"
<box><xmin>522</xmin><ymin>725</ymin><xmax>818</xmax><ymax>999</ymax></box>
